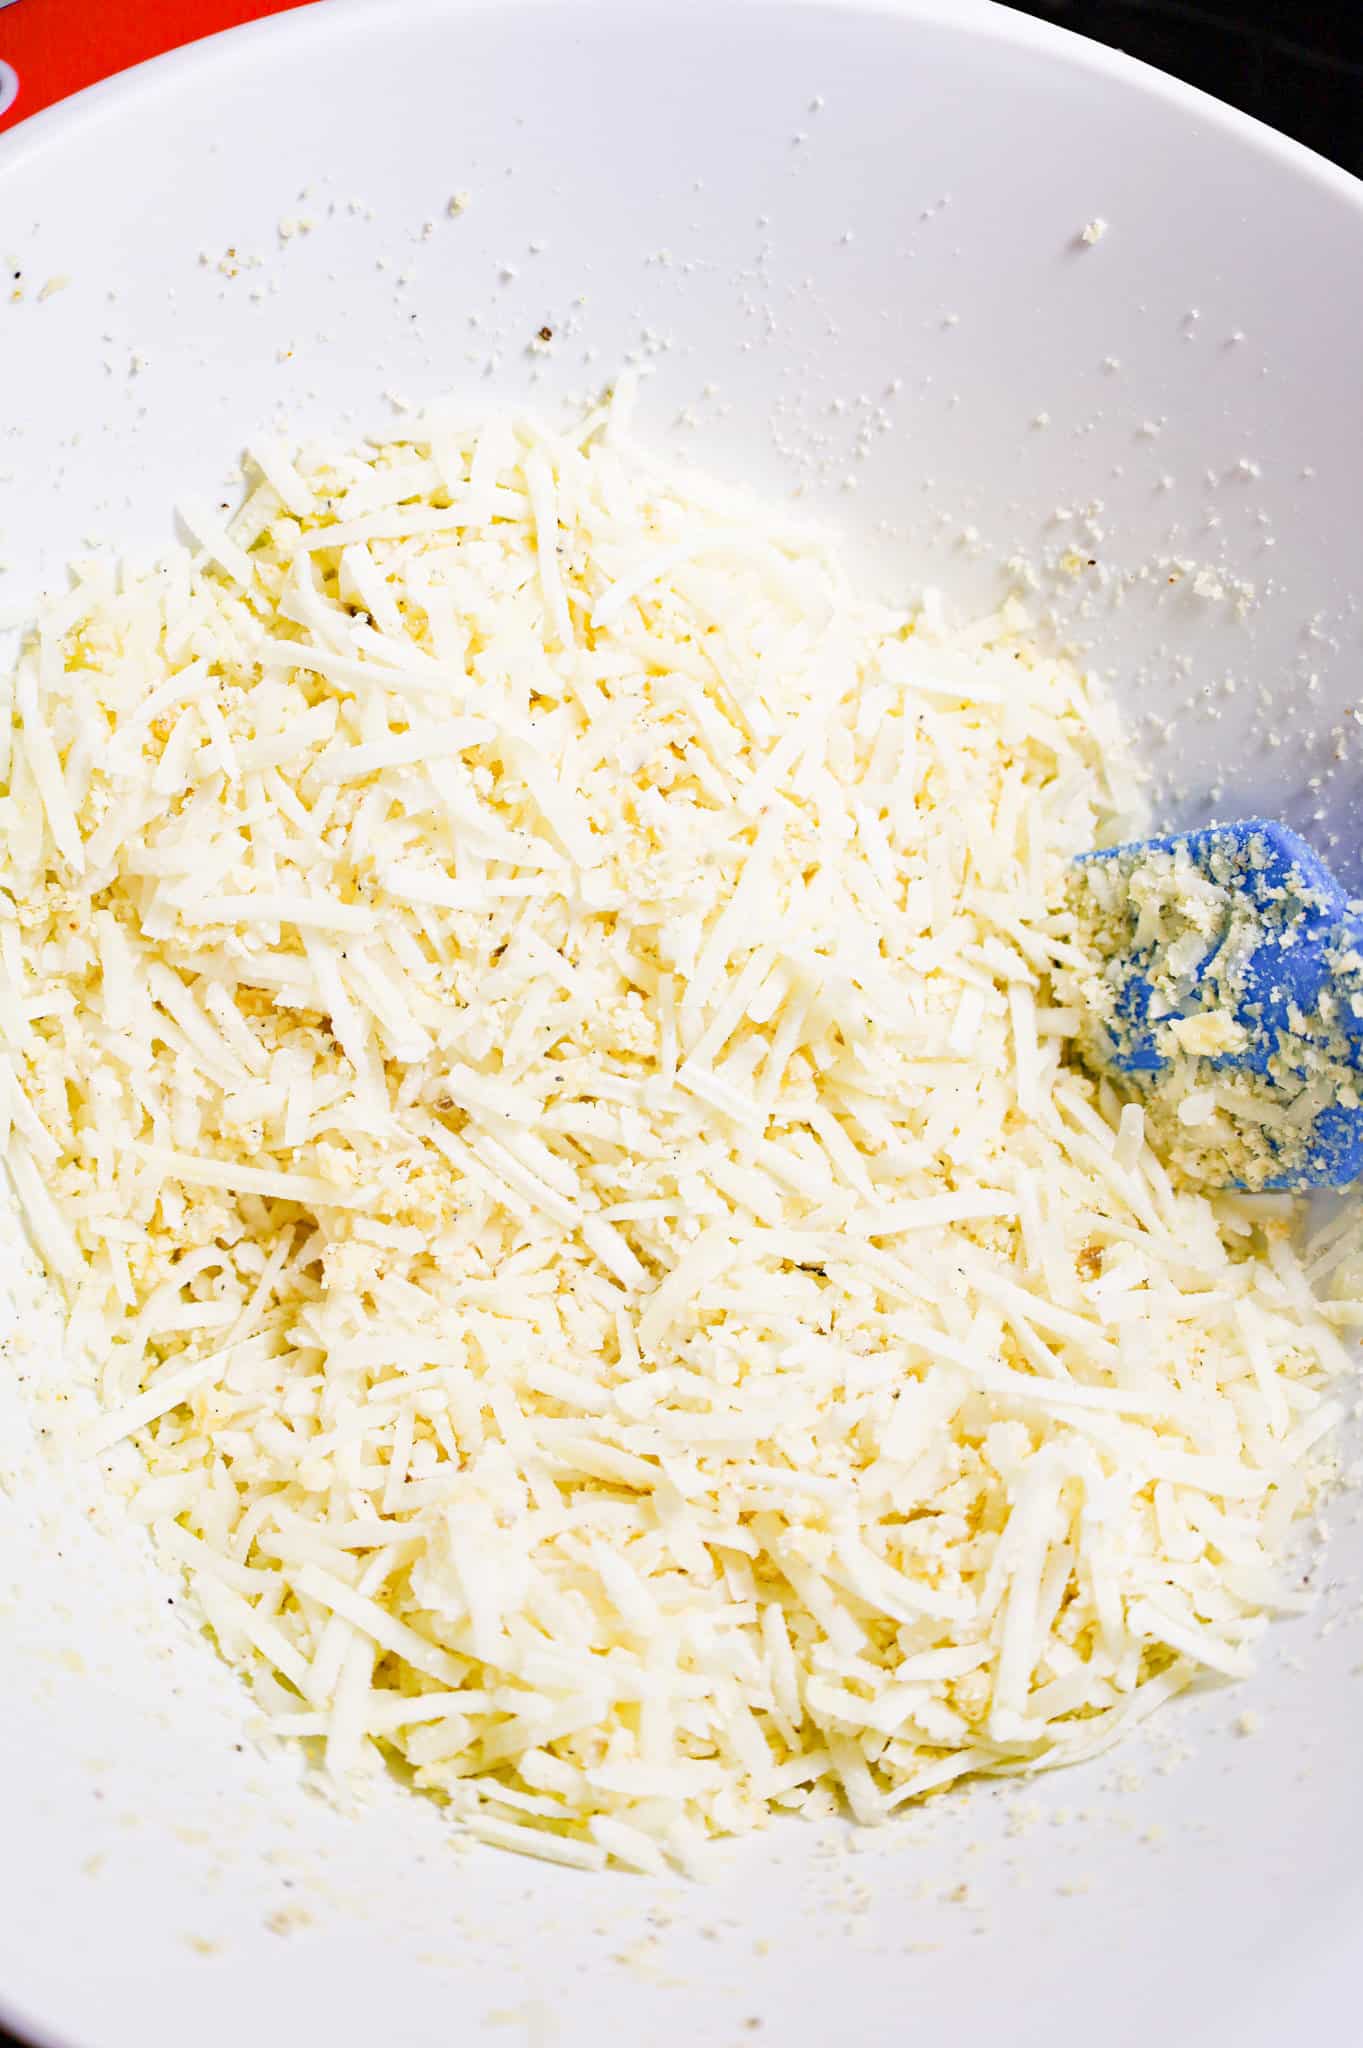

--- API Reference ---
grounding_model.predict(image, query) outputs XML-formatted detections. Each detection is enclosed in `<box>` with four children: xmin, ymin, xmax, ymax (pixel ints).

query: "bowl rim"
<box><xmin>2</xmin><ymin>7</ymin><xmax>1362</xmax><ymax>2048</ymax></box>
<box><xmin>1</xmin><ymin>0</ymin><xmax>1361</xmax><ymax>218</ymax></box>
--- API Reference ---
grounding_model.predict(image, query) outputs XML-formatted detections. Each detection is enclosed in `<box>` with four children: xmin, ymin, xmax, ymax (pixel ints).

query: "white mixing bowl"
<box><xmin>2</xmin><ymin>4</ymin><xmax>1362</xmax><ymax>2044</ymax></box>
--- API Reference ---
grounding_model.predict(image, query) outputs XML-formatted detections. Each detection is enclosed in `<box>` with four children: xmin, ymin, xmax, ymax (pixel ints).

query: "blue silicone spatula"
<box><xmin>1067</xmin><ymin>820</ymin><xmax>1363</xmax><ymax>1192</ymax></box>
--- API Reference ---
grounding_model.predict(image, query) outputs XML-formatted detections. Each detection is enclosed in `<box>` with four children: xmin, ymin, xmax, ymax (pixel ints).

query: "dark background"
<box><xmin>0</xmin><ymin>7</ymin><xmax>1358</xmax><ymax>2048</ymax></box>
<box><xmin>1015</xmin><ymin>0</ymin><xmax>1363</xmax><ymax>174</ymax></box>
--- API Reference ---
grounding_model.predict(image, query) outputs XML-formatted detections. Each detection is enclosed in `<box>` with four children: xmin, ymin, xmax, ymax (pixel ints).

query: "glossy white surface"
<box><xmin>1</xmin><ymin>5</ymin><xmax>1361</xmax><ymax>2045</ymax></box>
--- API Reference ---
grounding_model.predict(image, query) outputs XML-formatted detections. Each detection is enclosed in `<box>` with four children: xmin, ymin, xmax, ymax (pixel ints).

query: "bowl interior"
<box><xmin>2</xmin><ymin>5</ymin><xmax>1362</xmax><ymax>2045</ymax></box>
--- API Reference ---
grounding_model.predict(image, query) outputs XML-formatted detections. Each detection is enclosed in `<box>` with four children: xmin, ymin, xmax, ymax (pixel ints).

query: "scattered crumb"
<box><xmin>485</xmin><ymin>2001</ymin><xmax>557</xmax><ymax>2043</ymax></box>
<box><xmin>265</xmin><ymin>1904</ymin><xmax>314</xmax><ymax>1936</ymax></box>
<box><xmin>1079</xmin><ymin>218</ymin><xmax>1108</xmax><ymax>246</ymax></box>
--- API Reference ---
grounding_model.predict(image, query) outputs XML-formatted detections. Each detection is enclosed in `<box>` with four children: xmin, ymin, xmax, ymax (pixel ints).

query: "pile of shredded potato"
<box><xmin>0</xmin><ymin>395</ymin><xmax>1355</xmax><ymax>1872</ymax></box>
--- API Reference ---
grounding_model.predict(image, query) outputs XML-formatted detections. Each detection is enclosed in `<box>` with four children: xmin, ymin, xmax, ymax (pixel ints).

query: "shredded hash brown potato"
<box><xmin>1</xmin><ymin>397</ymin><xmax>1357</xmax><ymax>1872</ymax></box>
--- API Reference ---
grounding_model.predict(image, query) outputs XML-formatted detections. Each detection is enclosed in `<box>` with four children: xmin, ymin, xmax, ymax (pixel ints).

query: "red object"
<box><xmin>0</xmin><ymin>0</ymin><xmax>316</xmax><ymax>133</ymax></box>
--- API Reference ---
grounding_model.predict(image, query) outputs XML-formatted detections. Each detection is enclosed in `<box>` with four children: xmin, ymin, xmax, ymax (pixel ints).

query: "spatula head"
<box><xmin>1068</xmin><ymin>821</ymin><xmax>1363</xmax><ymax>1192</ymax></box>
